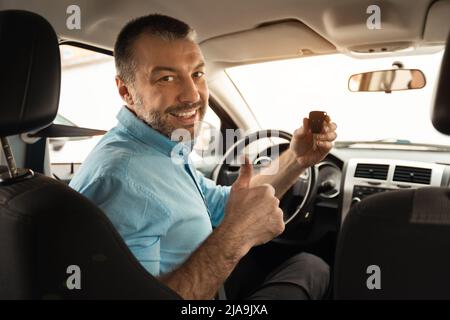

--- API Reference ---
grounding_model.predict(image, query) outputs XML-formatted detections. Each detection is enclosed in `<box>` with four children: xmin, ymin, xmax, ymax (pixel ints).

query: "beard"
<box><xmin>132</xmin><ymin>92</ymin><xmax>207</xmax><ymax>141</ymax></box>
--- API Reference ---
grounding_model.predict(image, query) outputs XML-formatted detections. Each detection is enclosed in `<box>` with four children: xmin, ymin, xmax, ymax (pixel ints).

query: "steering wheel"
<box><xmin>212</xmin><ymin>129</ymin><xmax>318</xmax><ymax>230</ymax></box>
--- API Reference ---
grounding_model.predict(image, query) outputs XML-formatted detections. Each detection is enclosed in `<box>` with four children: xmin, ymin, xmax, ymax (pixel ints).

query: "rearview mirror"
<box><xmin>348</xmin><ymin>69</ymin><xmax>426</xmax><ymax>93</ymax></box>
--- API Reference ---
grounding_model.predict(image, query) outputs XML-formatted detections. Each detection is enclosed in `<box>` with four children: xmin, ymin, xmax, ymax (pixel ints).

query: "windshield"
<box><xmin>226</xmin><ymin>50</ymin><xmax>450</xmax><ymax>148</ymax></box>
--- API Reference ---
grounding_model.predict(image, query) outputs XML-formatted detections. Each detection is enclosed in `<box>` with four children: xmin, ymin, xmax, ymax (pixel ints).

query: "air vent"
<box><xmin>393</xmin><ymin>166</ymin><xmax>431</xmax><ymax>184</ymax></box>
<box><xmin>355</xmin><ymin>163</ymin><xmax>389</xmax><ymax>180</ymax></box>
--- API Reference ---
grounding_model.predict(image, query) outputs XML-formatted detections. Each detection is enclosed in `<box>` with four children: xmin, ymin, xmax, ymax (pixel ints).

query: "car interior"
<box><xmin>1</xmin><ymin>0</ymin><xmax>450</xmax><ymax>300</ymax></box>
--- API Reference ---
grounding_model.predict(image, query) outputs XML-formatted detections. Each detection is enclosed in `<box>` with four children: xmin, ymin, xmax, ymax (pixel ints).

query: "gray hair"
<box><xmin>114</xmin><ymin>14</ymin><xmax>197</xmax><ymax>84</ymax></box>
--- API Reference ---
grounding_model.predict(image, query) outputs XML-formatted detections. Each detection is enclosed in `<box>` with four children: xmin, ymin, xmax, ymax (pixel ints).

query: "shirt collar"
<box><xmin>116</xmin><ymin>106</ymin><xmax>192</xmax><ymax>158</ymax></box>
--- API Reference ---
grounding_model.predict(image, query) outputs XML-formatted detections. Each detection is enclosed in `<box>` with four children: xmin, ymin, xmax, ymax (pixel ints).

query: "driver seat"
<box><xmin>334</xmin><ymin>32</ymin><xmax>450</xmax><ymax>299</ymax></box>
<box><xmin>0</xmin><ymin>10</ymin><xmax>180</xmax><ymax>299</ymax></box>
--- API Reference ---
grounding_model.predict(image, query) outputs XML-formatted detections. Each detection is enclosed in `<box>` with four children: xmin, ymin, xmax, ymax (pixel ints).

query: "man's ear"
<box><xmin>115</xmin><ymin>76</ymin><xmax>134</xmax><ymax>105</ymax></box>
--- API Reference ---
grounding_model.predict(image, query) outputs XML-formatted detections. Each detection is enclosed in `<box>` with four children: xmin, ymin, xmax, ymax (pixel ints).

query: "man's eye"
<box><xmin>193</xmin><ymin>71</ymin><xmax>205</xmax><ymax>78</ymax></box>
<box><xmin>159</xmin><ymin>75</ymin><xmax>175</xmax><ymax>82</ymax></box>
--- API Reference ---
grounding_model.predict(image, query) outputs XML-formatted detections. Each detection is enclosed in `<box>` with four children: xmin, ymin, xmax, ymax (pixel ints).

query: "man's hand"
<box><xmin>289</xmin><ymin>115</ymin><xmax>337</xmax><ymax>168</ymax></box>
<box><xmin>162</xmin><ymin>116</ymin><xmax>336</xmax><ymax>299</ymax></box>
<box><xmin>160</xmin><ymin>158</ymin><xmax>284</xmax><ymax>299</ymax></box>
<box><xmin>220</xmin><ymin>157</ymin><xmax>285</xmax><ymax>252</ymax></box>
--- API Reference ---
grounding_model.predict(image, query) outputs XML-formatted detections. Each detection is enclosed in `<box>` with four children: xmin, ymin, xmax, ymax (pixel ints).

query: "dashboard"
<box><xmin>211</xmin><ymin>138</ymin><xmax>450</xmax><ymax>233</ymax></box>
<box><xmin>211</xmin><ymin>138</ymin><xmax>450</xmax><ymax>250</ymax></box>
<box><xmin>316</xmin><ymin>148</ymin><xmax>450</xmax><ymax>224</ymax></box>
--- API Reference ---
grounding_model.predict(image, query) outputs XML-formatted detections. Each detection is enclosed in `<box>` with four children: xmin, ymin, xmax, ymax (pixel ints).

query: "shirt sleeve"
<box><xmin>196</xmin><ymin>171</ymin><xmax>231</xmax><ymax>227</ymax></box>
<box><xmin>72</xmin><ymin>174</ymin><xmax>172</xmax><ymax>276</ymax></box>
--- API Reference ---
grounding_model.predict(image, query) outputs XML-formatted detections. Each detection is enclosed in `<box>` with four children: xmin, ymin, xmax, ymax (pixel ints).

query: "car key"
<box><xmin>309</xmin><ymin>111</ymin><xmax>327</xmax><ymax>151</ymax></box>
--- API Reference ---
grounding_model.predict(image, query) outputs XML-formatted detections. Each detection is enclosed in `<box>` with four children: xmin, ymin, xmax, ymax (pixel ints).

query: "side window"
<box><xmin>50</xmin><ymin>45</ymin><xmax>122</xmax><ymax>180</ymax></box>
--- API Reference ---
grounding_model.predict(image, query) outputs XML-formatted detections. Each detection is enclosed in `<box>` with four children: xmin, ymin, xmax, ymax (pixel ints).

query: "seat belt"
<box><xmin>217</xmin><ymin>285</ymin><xmax>227</xmax><ymax>300</ymax></box>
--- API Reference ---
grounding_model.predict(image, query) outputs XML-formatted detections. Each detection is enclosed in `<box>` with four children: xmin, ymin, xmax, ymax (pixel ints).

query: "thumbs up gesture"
<box><xmin>231</xmin><ymin>156</ymin><xmax>253</xmax><ymax>190</ymax></box>
<box><xmin>220</xmin><ymin>157</ymin><xmax>285</xmax><ymax>251</ymax></box>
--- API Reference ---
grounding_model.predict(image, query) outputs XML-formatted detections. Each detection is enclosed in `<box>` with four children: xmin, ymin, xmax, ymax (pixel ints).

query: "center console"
<box><xmin>341</xmin><ymin>158</ymin><xmax>447</xmax><ymax>223</ymax></box>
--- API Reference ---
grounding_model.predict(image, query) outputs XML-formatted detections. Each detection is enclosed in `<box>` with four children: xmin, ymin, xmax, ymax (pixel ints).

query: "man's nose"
<box><xmin>179</xmin><ymin>77</ymin><xmax>200</xmax><ymax>104</ymax></box>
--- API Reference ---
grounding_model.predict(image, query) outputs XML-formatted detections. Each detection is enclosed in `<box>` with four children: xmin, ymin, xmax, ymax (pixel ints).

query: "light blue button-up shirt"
<box><xmin>69</xmin><ymin>106</ymin><xmax>231</xmax><ymax>276</ymax></box>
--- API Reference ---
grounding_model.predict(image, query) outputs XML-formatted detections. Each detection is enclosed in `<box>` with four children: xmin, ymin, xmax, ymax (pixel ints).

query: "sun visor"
<box><xmin>200</xmin><ymin>20</ymin><xmax>335</xmax><ymax>63</ymax></box>
<box><xmin>424</xmin><ymin>0</ymin><xmax>450</xmax><ymax>45</ymax></box>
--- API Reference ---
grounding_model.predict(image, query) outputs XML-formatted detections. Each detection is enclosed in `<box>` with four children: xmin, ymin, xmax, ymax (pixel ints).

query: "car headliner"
<box><xmin>2</xmin><ymin>0</ymin><xmax>450</xmax><ymax>65</ymax></box>
<box><xmin>2</xmin><ymin>0</ymin><xmax>448</xmax><ymax>132</ymax></box>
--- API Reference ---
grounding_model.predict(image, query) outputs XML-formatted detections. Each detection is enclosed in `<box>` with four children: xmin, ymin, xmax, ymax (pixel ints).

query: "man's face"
<box><xmin>126</xmin><ymin>34</ymin><xmax>209</xmax><ymax>139</ymax></box>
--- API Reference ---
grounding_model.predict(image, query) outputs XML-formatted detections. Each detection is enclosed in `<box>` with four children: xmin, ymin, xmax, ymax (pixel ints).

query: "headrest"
<box><xmin>0</xmin><ymin>10</ymin><xmax>60</xmax><ymax>137</ymax></box>
<box><xmin>432</xmin><ymin>32</ymin><xmax>450</xmax><ymax>135</ymax></box>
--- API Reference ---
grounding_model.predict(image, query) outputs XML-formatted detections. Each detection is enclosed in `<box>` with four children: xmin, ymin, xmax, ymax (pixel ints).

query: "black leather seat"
<box><xmin>334</xmin><ymin>33</ymin><xmax>450</xmax><ymax>299</ymax></box>
<box><xmin>0</xmin><ymin>10</ymin><xmax>180</xmax><ymax>300</ymax></box>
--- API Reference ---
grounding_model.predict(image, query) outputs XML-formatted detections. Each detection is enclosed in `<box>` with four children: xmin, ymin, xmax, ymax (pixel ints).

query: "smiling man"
<box><xmin>69</xmin><ymin>14</ymin><xmax>337</xmax><ymax>300</ymax></box>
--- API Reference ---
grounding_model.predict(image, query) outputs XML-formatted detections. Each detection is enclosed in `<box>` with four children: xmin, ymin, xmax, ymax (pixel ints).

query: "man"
<box><xmin>70</xmin><ymin>14</ymin><xmax>337</xmax><ymax>300</ymax></box>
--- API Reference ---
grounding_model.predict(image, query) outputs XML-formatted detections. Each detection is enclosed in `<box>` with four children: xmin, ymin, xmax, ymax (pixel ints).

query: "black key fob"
<box><xmin>309</xmin><ymin>111</ymin><xmax>327</xmax><ymax>134</ymax></box>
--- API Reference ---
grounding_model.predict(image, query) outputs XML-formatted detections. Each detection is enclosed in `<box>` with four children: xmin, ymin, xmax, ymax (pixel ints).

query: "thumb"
<box><xmin>232</xmin><ymin>156</ymin><xmax>253</xmax><ymax>190</ymax></box>
<box><xmin>303</xmin><ymin>117</ymin><xmax>310</xmax><ymax>134</ymax></box>
<box><xmin>293</xmin><ymin>118</ymin><xmax>310</xmax><ymax>139</ymax></box>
